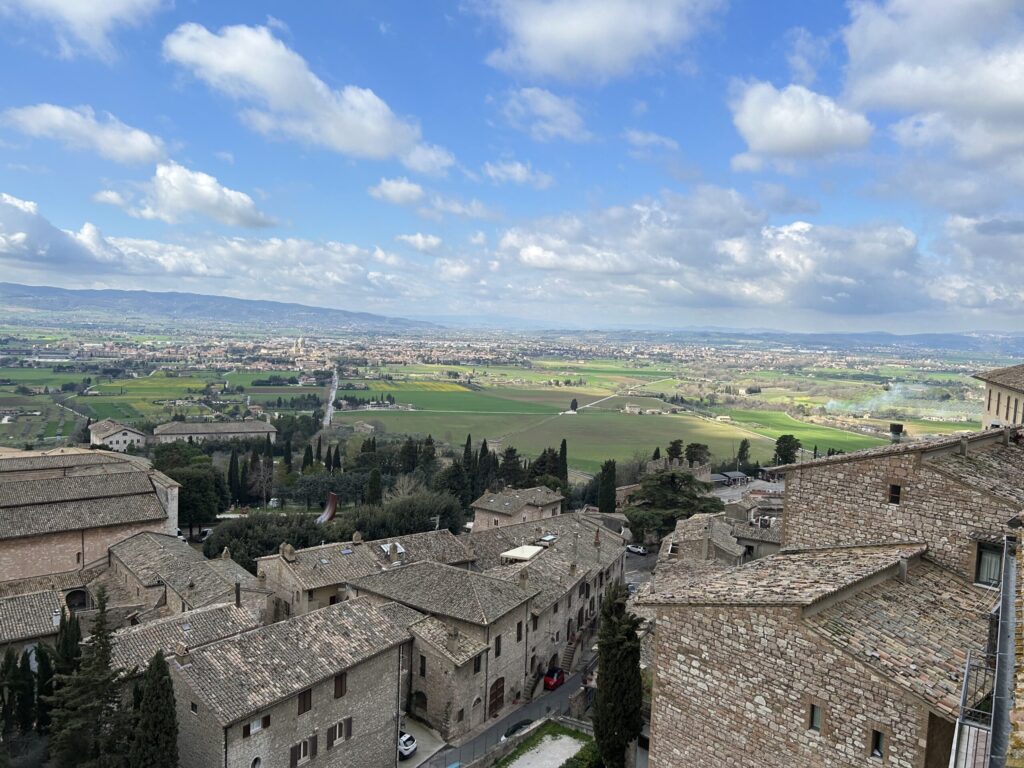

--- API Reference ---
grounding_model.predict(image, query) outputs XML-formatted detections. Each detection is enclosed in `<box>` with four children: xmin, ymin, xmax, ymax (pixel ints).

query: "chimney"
<box><xmin>280</xmin><ymin>543</ymin><xmax>296</xmax><ymax>563</ymax></box>
<box><xmin>570</xmin><ymin>562</ymin><xmax>577</xmax><ymax>578</ymax></box>
<box><xmin>897</xmin><ymin>558</ymin><xmax>909</xmax><ymax>583</ymax></box>
<box><xmin>593</xmin><ymin>529</ymin><xmax>601</xmax><ymax>549</ymax></box>
<box><xmin>518</xmin><ymin>567</ymin><xmax>529</xmax><ymax>589</ymax></box>
<box><xmin>220</xmin><ymin>546</ymin><xmax>231</xmax><ymax>560</ymax></box>
<box><xmin>352</xmin><ymin>531</ymin><xmax>363</xmax><ymax>545</ymax></box>
<box><xmin>51</xmin><ymin>608</ymin><xmax>61</xmax><ymax>628</ymax></box>
<box><xmin>389</xmin><ymin>542</ymin><xmax>401</xmax><ymax>564</ymax></box>
<box><xmin>257</xmin><ymin>571</ymin><xmax>266</xmax><ymax>586</ymax></box>
<box><xmin>234</xmin><ymin>581</ymin><xmax>241</xmax><ymax>608</ymax></box>
<box><xmin>1003</xmin><ymin>428</ymin><xmax>1012</xmax><ymax>447</ymax></box>
<box><xmin>174</xmin><ymin>641</ymin><xmax>190</xmax><ymax>667</ymax></box>
<box><xmin>447</xmin><ymin>627</ymin><xmax>461</xmax><ymax>654</ymax></box>
<box><xmin>960</xmin><ymin>437</ymin><xmax>969</xmax><ymax>456</ymax></box>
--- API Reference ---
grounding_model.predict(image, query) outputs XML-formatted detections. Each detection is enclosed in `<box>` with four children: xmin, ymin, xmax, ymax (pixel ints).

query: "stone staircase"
<box><xmin>525</xmin><ymin>667</ymin><xmax>545</xmax><ymax>701</ymax></box>
<box><xmin>560</xmin><ymin>636</ymin><xmax>580</xmax><ymax>672</ymax></box>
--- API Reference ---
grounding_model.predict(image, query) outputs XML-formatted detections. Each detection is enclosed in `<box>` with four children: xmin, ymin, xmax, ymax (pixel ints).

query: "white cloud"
<box><xmin>502</xmin><ymin>87</ymin><xmax>590</xmax><ymax>142</ymax></box>
<box><xmin>1</xmin><ymin>192</ymin><xmax>37</xmax><ymax>214</ymax></box>
<box><xmin>730</xmin><ymin>82</ymin><xmax>873</xmax><ymax>169</ymax></box>
<box><xmin>97</xmin><ymin>161</ymin><xmax>274</xmax><ymax>228</ymax></box>
<box><xmin>623</xmin><ymin>129</ymin><xmax>679</xmax><ymax>152</ymax></box>
<box><xmin>436</xmin><ymin>258</ymin><xmax>472</xmax><ymax>281</ymax></box>
<box><xmin>215</xmin><ymin>151</ymin><xmax>235</xmax><ymax>164</ymax></box>
<box><xmin>163</xmin><ymin>23</ymin><xmax>452</xmax><ymax>171</ymax></box>
<box><xmin>396</xmin><ymin>233</ymin><xmax>442</xmax><ymax>252</ymax></box>
<box><xmin>426</xmin><ymin>195</ymin><xmax>493</xmax><ymax>220</ymax></box>
<box><xmin>483</xmin><ymin>0</ymin><xmax>722</xmax><ymax>82</ymax></box>
<box><xmin>482</xmin><ymin>159</ymin><xmax>553</xmax><ymax>189</ymax></box>
<box><xmin>2</xmin><ymin>104</ymin><xmax>164</xmax><ymax>164</ymax></box>
<box><xmin>0</xmin><ymin>0</ymin><xmax>163</xmax><ymax>59</ymax></box>
<box><xmin>368</xmin><ymin>177</ymin><xmax>424</xmax><ymax>205</ymax></box>
<box><xmin>470</xmin><ymin>231</ymin><xmax>487</xmax><ymax>246</ymax></box>
<box><xmin>785</xmin><ymin>27</ymin><xmax>830</xmax><ymax>86</ymax></box>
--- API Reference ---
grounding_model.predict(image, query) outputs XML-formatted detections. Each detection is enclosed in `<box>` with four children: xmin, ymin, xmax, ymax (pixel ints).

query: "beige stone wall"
<box><xmin>471</xmin><ymin>501</ymin><xmax>561</xmax><ymax>530</ymax></box>
<box><xmin>648</xmin><ymin>604</ymin><xmax>931</xmax><ymax>768</ymax></box>
<box><xmin>782</xmin><ymin>454</ymin><xmax>1013</xmax><ymax>580</ymax></box>
<box><xmin>171</xmin><ymin>667</ymin><xmax>226</xmax><ymax>768</ymax></box>
<box><xmin>984</xmin><ymin>383</ymin><xmax>1024</xmax><ymax>427</ymax></box>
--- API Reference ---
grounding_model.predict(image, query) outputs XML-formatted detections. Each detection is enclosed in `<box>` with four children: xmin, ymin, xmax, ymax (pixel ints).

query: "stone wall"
<box><xmin>647</xmin><ymin>604</ymin><xmax>932</xmax><ymax>767</ymax></box>
<box><xmin>782</xmin><ymin>453</ymin><xmax>1014</xmax><ymax>581</ymax></box>
<box><xmin>983</xmin><ymin>383</ymin><xmax>1024</xmax><ymax>427</ymax></box>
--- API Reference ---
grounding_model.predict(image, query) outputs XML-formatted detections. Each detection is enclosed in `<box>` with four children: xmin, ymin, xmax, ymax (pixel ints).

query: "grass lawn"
<box><xmin>713</xmin><ymin>408</ymin><xmax>887</xmax><ymax>453</ymax></box>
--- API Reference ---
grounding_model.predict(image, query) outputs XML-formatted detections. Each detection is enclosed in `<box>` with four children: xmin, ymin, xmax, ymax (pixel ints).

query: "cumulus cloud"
<box><xmin>730</xmin><ymin>82</ymin><xmax>872</xmax><ymax>170</ymax></box>
<box><xmin>502</xmin><ymin>87</ymin><xmax>590</xmax><ymax>142</ymax></box>
<box><xmin>96</xmin><ymin>161</ymin><xmax>274</xmax><ymax>227</ymax></box>
<box><xmin>3</xmin><ymin>104</ymin><xmax>164</xmax><ymax>164</ymax></box>
<box><xmin>163</xmin><ymin>23</ymin><xmax>452</xmax><ymax>172</ymax></box>
<box><xmin>368</xmin><ymin>177</ymin><xmax>425</xmax><ymax>205</ymax></box>
<box><xmin>483</xmin><ymin>0</ymin><xmax>722</xmax><ymax>82</ymax></box>
<box><xmin>424</xmin><ymin>195</ymin><xmax>493</xmax><ymax>220</ymax></box>
<box><xmin>0</xmin><ymin>0</ymin><xmax>163</xmax><ymax>59</ymax></box>
<box><xmin>396</xmin><ymin>233</ymin><xmax>442</xmax><ymax>252</ymax></box>
<box><xmin>436</xmin><ymin>258</ymin><xmax>472</xmax><ymax>281</ymax></box>
<box><xmin>482</xmin><ymin>159</ymin><xmax>553</xmax><ymax>189</ymax></box>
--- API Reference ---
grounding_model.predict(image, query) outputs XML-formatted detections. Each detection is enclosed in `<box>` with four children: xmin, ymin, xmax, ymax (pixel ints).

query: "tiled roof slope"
<box><xmin>0</xmin><ymin>567</ymin><xmax>103</xmax><ymax>598</ymax></box>
<box><xmin>173</xmin><ymin>600</ymin><xmax>409</xmax><ymax>725</ymax></box>
<box><xmin>471</xmin><ymin>486</ymin><xmax>564</xmax><ymax>515</ymax></box>
<box><xmin>110</xmin><ymin>602</ymin><xmax>260</xmax><ymax>673</ymax></box>
<box><xmin>974</xmin><ymin>364</ymin><xmax>1024</xmax><ymax>391</ymax></box>
<box><xmin>0</xmin><ymin>590</ymin><xmax>62</xmax><ymax>644</ymax></box>
<box><xmin>89</xmin><ymin>420</ymin><xmax>142</xmax><ymax>440</ymax></box>
<box><xmin>154</xmin><ymin>420</ymin><xmax>275</xmax><ymax>435</ymax></box>
<box><xmin>804</xmin><ymin>558</ymin><xmax>990</xmax><ymax>718</ymax></box>
<box><xmin>411</xmin><ymin>616</ymin><xmax>489</xmax><ymax>666</ymax></box>
<box><xmin>0</xmin><ymin>496</ymin><xmax>167</xmax><ymax>540</ymax></box>
<box><xmin>642</xmin><ymin>543</ymin><xmax>926</xmax><ymax>606</ymax></box>
<box><xmin>927</xmin><ymin>439</ymin><xmax>1024</xmax><ymax>508</ymax></box>
<box><xmin>352</xmin><ymin>560</ymin><xmax>535</xmax><ymax>625</ymax></box>
<box><xmin>466</xmin><ymin>512</ymin><xmax>623</xmax><ymax>570</ymax></box>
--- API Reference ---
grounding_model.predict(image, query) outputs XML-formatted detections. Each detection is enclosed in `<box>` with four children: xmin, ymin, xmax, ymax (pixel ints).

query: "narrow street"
<box><xmin>323</xmin><ymin>368</ymin><xmax>338</xmax><ymax>428</ymax></box>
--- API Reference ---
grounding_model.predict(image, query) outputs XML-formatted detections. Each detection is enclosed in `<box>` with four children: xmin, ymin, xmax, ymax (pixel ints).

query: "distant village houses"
<box><xmin>152</xmin><ymin>419</ymin><xmax>277</xmax><ymax>444</ymax></box>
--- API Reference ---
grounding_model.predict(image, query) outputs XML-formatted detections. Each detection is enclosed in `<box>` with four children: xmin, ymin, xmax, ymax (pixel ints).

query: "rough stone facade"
<box><xmin>647</xmin><ymin>604</ymin><xmax>940</xmax><ymax>767</ymax></box>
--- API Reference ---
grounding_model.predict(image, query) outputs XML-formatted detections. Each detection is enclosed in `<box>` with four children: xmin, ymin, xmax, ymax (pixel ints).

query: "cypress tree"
<box><xmin>128</xmin><ymin>652</ymin><xmax>178</xmax><ymax>768</ymax></box>
<box><xmin>302</xmin><ymin>444</ymin><xmax>313</xmax><ymax>472</ymax></box>
<box><xmin>593</xmin><ymin>582</ymin><xmax>643</xmax><ymax>768</ymax></box>
<box><xmin>14</xmin><ymin>650</ymin><xmax>34</xmax><ymax>733</ymax></box>
<box><xmin>598</xmin><ymin>459</ymin><xmax>617</xmax><ymax>514</ymax></box>
<box><xmin>1</xmin><ymin>646</ymin><xmax>16</xmax><ymax>737</ymax></box>
<box><xmin>283</xmin><ymin>438</ymin><xmax>293</xmax><ymax>474</ymax></box>
<box><xmin>652</xmin><ymin>446</ymin><xmax>660</xmax><ymax>461</ymax></box>
<box><xmin>227</xmin><ymin>448</ymin><xmax>240</xmax><ymax>504</ymax></box>
<box><xmin>54</xmin><ymin>610</ymin><xmax>82</xmax><ymax>678</ymax></box>
<box><xmin>463</xmin><ymin>434</ymin><xmax>473</xmax><ymax>468</ymax></box>
<box><xmin>264</xmin><ymin>434</ymin><xmax>273</xmax><ymax>461</ymax></box>
<box><xmin>35</xmin><ymin>644</ymin><xmax>53</xmax><ymax>734</ymax></box>
<box><xmin>558</xmin><ymin>439</ymin><xmax>568</xmax><ymax>484</ymax></box>
<box><xmin>315</xmin><ymin>436</ymin><xmax>322</xmax><ymax>463</ymax></box>
<box><xmin>332</xmin><ymin>444</ymin><xmax>341</xmax><ymax>472</ymax></box>
<box><xmin>324</xmin><ymin>446</ymin><xmax>333</xmax><ymax>473</ymax></box>
<box><xmin>366</xmin><ymin>469</ymin><xmax>382</xmax><ymax>505</ymax></box>
<box><xmin>239</xmin><ymin>461</ymin><xmax>249</xmax><ymax>504</ymax></box>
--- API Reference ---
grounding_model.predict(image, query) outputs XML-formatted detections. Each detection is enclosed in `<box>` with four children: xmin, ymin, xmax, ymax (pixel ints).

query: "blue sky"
<box><xmin>0</xmin><ymin>0</ymin><xmax>1022</xmax><ymax>332</ymax></box>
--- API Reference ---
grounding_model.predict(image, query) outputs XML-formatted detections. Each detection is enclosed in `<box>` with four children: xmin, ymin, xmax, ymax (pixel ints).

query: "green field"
<box><xmin>712</xmin><ymin>408</ymin><xmax>888</xmax><ymax>453</ymax></box>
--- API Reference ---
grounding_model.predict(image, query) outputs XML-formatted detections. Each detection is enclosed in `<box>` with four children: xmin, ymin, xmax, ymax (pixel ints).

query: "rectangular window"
<box><xmin>977</xmin><ymin>543</ymin><xmax>1002</xmax><ymax>587</ymax></box>
<box><xmin>495</xmin><ymin>634</ymin><xmax>502</xmax><ymax>658</ymax></box>
<box><xmin>343</xmin><ymin>717</ymin><xmax>352</xmax><ymax>740</ymax></box>
<box><xmin>553</xmin><ymin>600</ymin><xmax>559</xmax><ymax>614</ymax></box>
<box><xmin>888</xmin><ymin>484</ymin><xmax>902</xmax><ymax>504</ymax></box>
<box><xmin>532</xmin><ymin>615</ymin><xmax>538</xmax><ymax>632</ymax></box>
<box><xmin>290</xmin><ymin>735</ymin><xmax>317</xmax><ymax>766</ymax></box>
<box><xmin>190</xmin><ymin>702</ymin><xmax>198</xmax><ymax>715</ymax></box>
<box><xmin>493</xmin><ymin>518</ymin><xmax>499</xmax><ymax>527</ymax></box>
<box><xmin>988</xmin><ymin>388</ymin><xmax>993</xmax><ymax>410</ymax></box>
<box><xmin>1015</xmin><ymin>398</ymin><xmax>1020</xmax><ymax>423</ymax></box>
<box><xmin>808</xmin><ymin>704</ymin><xmax>822</xmax><ymax>732</ymax></box>
<box><xmin>334</xmin><ymin>672</ymin><xmax>347</xmax><ymax>698</ymax></box>
<box><xmin>243</xmin><ymin>715</ymin><xmax>269</xmax><ymax>737</ymax></box>
<box><xmin>997</xmin><ymin>391</ymin><xmax>1002</xmax><ymax>415</ymax></box>
<box><xmin>1008</xmin><ymin>395</ymin><xmax>1013</xmax><ymax>420</ymax></box>
<box><xmin>457</xmin><ymin>708</ymin><xmax>465</xmax><ymax>722</ymax></box>
<box><xmin>327</xmin><ymin>718</ymin><xmax>352</xmax><ymax>749</ymax></box>
<box><xmin>474</xmin><ymin>654</ymin><xmax>482</xmax><ymax>674</ymax></box>
<box><xmin>555</xmin><ymin>630</ymin><xmax>560</xmax><ymax>643</ymax></box>
<box><xmin>517</xmin><ymin>621</ymin><xmax>523</xmax><ymax>642</ymax></box>
<box><xmin>870</xmin><ymin>730</ymin><xmax>885</xmax><ymax>758</ymax></box>
<box><xmin>297</xmin><ymin>688</ymin><xmax>312</xmax><ymax>715</ymax></box>
<box><xmin>419</xmin><ymin>654</ymin><xmax>426</xmax><ymax>678</ymax></box>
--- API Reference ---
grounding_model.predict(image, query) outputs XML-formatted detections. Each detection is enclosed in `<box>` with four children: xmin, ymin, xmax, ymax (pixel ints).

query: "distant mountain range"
<box><xmin>0</xmin><ymin>283</ymin><xmax>438</xmax><ymax>333</ymax></box>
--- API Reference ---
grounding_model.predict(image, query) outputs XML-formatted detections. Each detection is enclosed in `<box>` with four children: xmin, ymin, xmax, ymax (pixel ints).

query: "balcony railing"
<box><xmin>951</xmin><ymin>650</ymin><xmax>995</xmax><ymax>768</ymax></box>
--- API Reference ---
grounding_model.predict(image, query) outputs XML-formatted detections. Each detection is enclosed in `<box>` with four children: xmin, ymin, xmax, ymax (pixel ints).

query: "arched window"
<box><xmin>251</xmin><ymin>758</ymin><xmax>261</xmax><ymax>768</ymax></box>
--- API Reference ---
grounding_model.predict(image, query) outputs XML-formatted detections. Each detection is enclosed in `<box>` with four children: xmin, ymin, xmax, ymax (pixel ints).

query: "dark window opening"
<box><xmin>870</xmin><ymin>730</ymin><xmax>885</xmax><ymax>758</ymax></box>
<box><xmin>808</xmin><ymin>703</ymin><xmax>822</xmax><ymax>732</ymax></box>
<box><xmin>976</xmin><ymin>542</ymin><xmax>1002</xmax><ymax>587</ymax></box>
<box><xmin>297</xmin><ymin>688</ymin><xmax>312</xmax><ymax>715</ymax></box>
<box><xmin>888</xmin><ymin>484</ymin><xmax>902</xmax><ymax>504</ymax></box>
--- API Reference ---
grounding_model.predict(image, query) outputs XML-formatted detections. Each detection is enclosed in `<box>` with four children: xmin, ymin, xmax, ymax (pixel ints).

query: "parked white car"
<box><xmin>626</xmin><ymin>544</ymin><xmax>648</xmax><ymax>555</ymax></box>
<box><xmin>398</xmin><ymin>731</ymin><xmax>417</xmax><ymax>760</ymax></box>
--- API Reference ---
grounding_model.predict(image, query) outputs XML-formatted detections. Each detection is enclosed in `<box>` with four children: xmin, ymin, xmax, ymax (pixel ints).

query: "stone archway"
<box><xmin>472</xmin><ymin>696</ymin><xmax>484</xmax><ymax>726</ymax></box>
<box><xmin>65</xmin><ymin>589</ymin><xmax>88</xmax><ymax>611</ymax></box>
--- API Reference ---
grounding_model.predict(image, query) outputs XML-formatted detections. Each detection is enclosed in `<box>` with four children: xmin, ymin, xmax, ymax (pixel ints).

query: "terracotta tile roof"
<box><xmin>352</xmin><ymin>560</ymin><xmax>535</xmax><ymax>625</ymax></box>
<box><xmin>974</xmin><ymin>364</ymin><xmax>1024</xmax><ymax>392</ymax></box>
<box><xmin>110</xmin><ymin>602</ymin><xmax>261</xmax><ymax>673</ymax></box>
<box><xmin>0</xmin><ymin>567</ymin><xmax>102</xmax><ymax>598</ymax></box>
<box><xmin>642</xmin><ymin>543</ymin><xmax>926</xmax><ymax>606</ymax></box>
<box><xmin>732</xmin><ymin>519</ymin><xmax>783</xmax><ymax>544</ymax></box>
<box><xmin>471</xmin><ymin>486</ymin><xmax>564</xmax><ymax>516</ymax></box>
<box><xmin>774</xmin><ymin>428</ymin><xmax>1008</xmax><ymax>473</ymax></box>
<box><xmin>374</xmin><ymin>601</ymin><xmax>425</xmax><ymax>629</ymax></box>
<box><xmin>0</xmin><ymin>450</ymin><xmax>124</xmax><ymax>473</ymax></box>
<box><xmin>0</xmin><ymin>590</ymin><xmax>62</xmax><ymax>644</ymax></box>
<box><xmin>154</xmin><ymin>420</ymin><xmax>276</xmax><ymax>436</ymax></box>
<box><xmin>172</xmin><ymin>600</ymin><xmax>409</xmax><ymax>725</ymax></box>
<box><xmin>89</xmin><ymin>420</ymin><xmax>144</xmax><ymax>440</ymax></box>
<box><xmin>804</xmin><ymin>558</ymin><xmax>991</xmax><ymax>718</ymax></box>
<box><xmin>411</xmin><ymin>616</ymin><xmax>488</xmax><ymax>666</ymax></box>
<box><xmin>927</xmin><ymin>440</ymin><xmax>1024</xmax><ymax>508</ymax></box>
<box><xmin>0</xmin><ymin>496</ymin><xmax>167</xmax><ymax>540</ymax></box>
<box><xmin>466</xmin><ymin>512</ymin><xmax>623</xmax><ymax>570</ymax></box>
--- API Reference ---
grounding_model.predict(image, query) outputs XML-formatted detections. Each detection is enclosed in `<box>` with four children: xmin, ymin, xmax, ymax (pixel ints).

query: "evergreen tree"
<box><xmin>54</xmin><ymin>611</ymin><xmax>81</xmax><ymax>679</ymax></box>
<box><xmin>652</xmin><ymin>446</ymin><xmax>661</xmax><ymax>461</ymax></box>
<box><xmin>49</xmin><ymin>588</ymin><xmax>129</xmax><ymax>768</ymax></box>
<box><xmin>1</xmin><ymin>646</ymin><xmax>16</xmax><ymax>737</ymax></box>
<box><xmin>593</xmin><ymin>582</ymin><xmax>643</xmax><ymax>768</ymax></box>
<box><xmin>558</xmin><ymin>439</ymin><xmax>568</xmax><ymax>484</ymax></box>
<box><xmin>598</xmin><ymin>459</ymin><xmax>617</xmax><ymax>515</ymax></box>
<box><xmin>666</xmin><ymin>439</ymin><xmax>683</xmax><ymax>461</ymax></box>
<box><xmin>399</xmin><ymin>437</ymin><xmax>418</xmax><ymax>474</ymax></box>
<box><xmin>301</xmin><ymin>444</ymin><xmax>313</xmax><ymax>472</ymax></box>
<box><xmin>227</xmin><ymin>448</ymin><xmax>240</xmax><ymax>504</ymax></box>
<box><xmin>14</xmin><ymin>650</ymin><xmax>34</xmax><ymax>734</ymax></box>
<box><xmin>419</xmin><ymin>435</ymin><xmax>436</xmax><ymax>473</ymax></box>
<box><xmin>366</xmin><ymin>469</ymin><xmax>383</xmax><ymax>505</ymax></box>
<box><xmin>35</xmin><ymin>644</ymin><xmax>53</xmax><ymax>734</ymax></box>
<box><xmin>736</xmin><ymin>439</ymin><xmax>750</xmax><ymax>465</ymax></box>
<box><xmin>498</xmin><ymin>446</ymin><xmax>525</xmax><ymax>487</ymax></box>
<box><xmin>684</xmin><ymin>442</ymin><xmax>710</xmax><ymax>466</ymax></box>
<box><xmin>462</xmin><ymin>434</ymin><xmax>473</xmax><ymax>469</ymax></box>
<box><xmin>239</xmin><ymin>461</ymin><xmax>250</xmax><ymax>504</ymax></box>
<box><xmin>433</xmin><ymin>461</ymin><xmax>471</xmax><ymax>509</ymax></box>
<box><xmin>570</xmin><ymin>398</ymin><xmax>578</xmax><ymax>412</ymax></box>
<box><xmin>332</xmin><ymin>445</ymin><xmax>342</xmax><ymax>473</ymax></box>
<box><xmin>477</xmin><ymin>439</ymin><xmax>495</xmax><ymax>492</ymax></box>
<box><xmin>773</xmin><ymin>434</ymin><xmax>801</xmax><ymax>465</ymax></box>
<box><xmin>128</xmin><ymin>652</ymin><xmax>178</xmax><ymax>768</ymax></box>
<box><xmin>315</xmin><ymin>436</ymin><xmax>322</xmax><ymax>463</ymax></box>
<box><xmin>324</xmin><ymin>446</ymin><xmax>333</xmax><ymax>473</ymax></box>
<box><xmin>283</xmin><ymin>439</ymin><xmax>293</xmax><ymax>474</ymax></box>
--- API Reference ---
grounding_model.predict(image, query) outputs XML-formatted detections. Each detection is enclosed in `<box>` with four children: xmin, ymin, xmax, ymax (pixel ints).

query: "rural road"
<box><xmin>323</xmin><ymin>369</ymin><xmax>338</xmax><ymax>427</ymax></box>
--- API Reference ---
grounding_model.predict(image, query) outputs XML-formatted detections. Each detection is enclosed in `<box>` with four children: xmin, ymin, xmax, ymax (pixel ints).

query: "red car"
<box><xmin>543</xmin><ymin>668</ymin><xmax>566</xmax><ymax>690</ymax></box>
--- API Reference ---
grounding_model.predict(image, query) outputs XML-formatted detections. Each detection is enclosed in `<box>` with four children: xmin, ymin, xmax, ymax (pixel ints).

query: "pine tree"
<box><xmin>558</xmin><ymin>439</ymin><xmax>568</xmax><ymax>484</ymax></box>
<box><xmin>15</xmin><ymin>649</ymin><xmax>34</xmax><ymax>733</ymax></box>
<box><xmin>324</xmin><ymin>446</ymin><xmax>333</xmax><ymax>473</ymax></box>
<box><xmin>366</xmin><ymin>469</ymin><xmax>382</xmax><ymax>505</ymax></box>
<box><xmin>283</xmin><ymin>438</ymin><xmax>293</xmax><ymax>474</ymax></box>
<box><xmin>128</xmin><ymin>652</ymin><xmax>178</xmax><ymax>768</ymax></box>
<box><xmin>264</xmin><ymin>434</ymin><xmax>273</xmax><ymax>462</ymax></box>
<box><xmin>652</xmin><ymin>446</ymin><xmax>661</xmax><ymax>461</ymax></box>
<box><xmin>399</xmin><ymin>437</ymin><xmax>418</xmax><ymax>473</ymax></box>
<box><xmin>239</xmin><ymin>461</ymin><xmax>250</xmax><ymax>504</ymax></box>
<box><xmin>227</xmin><ymin>448</ymin><xmax>240</xmax><ymax>504</ymax></box>
<box><xmin>301</xmin><ymin>444</ymin><xmax>313</xmax><ymax>472</ymax></box>
<box><xmin>598</xmin><ymin>459</ymin><xmax>617</xmax><ymax>514</ymax></box>
<box><xmin>49</xmin><ymin>588</ymin><xmax>129</xmax><ymax>768</ymax></box>
<box><xmin>54</xmin><ymin>611</ymin><xmax>82</xmax><ymax>679</ymax></box>
<box><xmin>593</xmin><ymin>582</ymin><xmax>643</xmax><ymax>768</ymax></box>
<box><xmin>315</xmin><ymin>436</ymin><xmax>322</xmax><ymax>463</ymax></box>
<box><xmin>570</xmin><ymin>397</ymin><xmax>578</xmax><ymax>412</ymax></box>
<box><xmin>35</xmin><ymin>644</ymin><xmax>53</xmax><ymax>734</ymax></box>
<box><xmin>736</xmin><ymin>439</ymin><xmax>750</xmax><ymax>465</ymax></box>
<box><xmin>419</xmin><ymin>435</ymin><xmax>436</xmax><ymax>474</ymax></box>
<box><xmin>332</xmin><ymin>445</ymin><xmax>341</xmax><ymax>473</ymax></box>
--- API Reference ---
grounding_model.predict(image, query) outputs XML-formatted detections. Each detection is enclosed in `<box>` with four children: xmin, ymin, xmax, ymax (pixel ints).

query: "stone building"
<box><xmin>974</xmin><ymin>363</ymin><xmax>1024</xmax><ymax>428</ymax></box>
<box><xmin>644</xmin><ymin>544</ymin><xmax>986</xmax><ymax>767</ymax></box>
<box><xmin>0</xmin><ymin>448</ymin><xmax>179</xmax><ymax>584</ymax></box>
<box><xmin>88</xmin><ymin>419</ymin><xmax>147</xmax><ymax>451</ymax></box>
<box><xmin>0</xmin><ymin>589</ymin><xmax>63</xmax><ymax>656</ymax></box>
<box><xmin>170</xmin><ymin>599</ymin><xmax>410</xmax><ymax>768</ymax></box>
<box><xmin>470</xmin><ymin>486</ymin><xmax>563</xmax><ymax>530</ymax></box>
<box><xmin>152</xmin><ymin>419</ymin><xmax>277</xmax><ymax>444</ymax></box>
<box><xmin>255</xmin><ymin>529</ymin><xmax>473</xmax><ymax>617</ymax></box>
<box><xmin>349</xmin><ymin>560</ymin><xmax>536</xmax><ymax>738</ymax></box>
